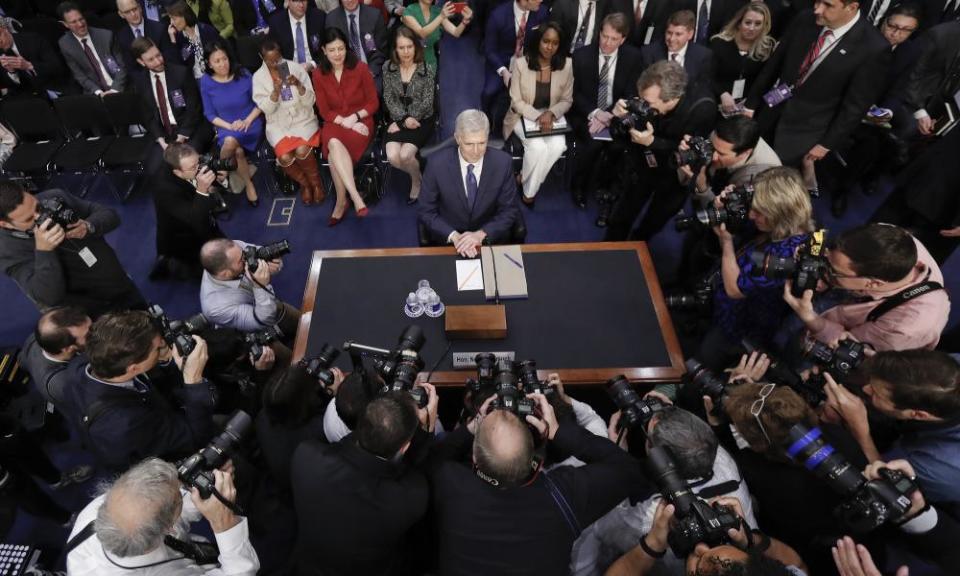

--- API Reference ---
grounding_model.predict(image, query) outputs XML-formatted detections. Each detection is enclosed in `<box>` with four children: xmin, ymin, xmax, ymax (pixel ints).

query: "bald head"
<box><xmin>36</xmin><ymin>306</ymin><xmax>91</xmax><ymax>358</ymax></box>
<box><xmin>117</xmin><ymin>0</ymin><xmax>144</xmax><ymax>26</ymax></box>
<box><xmin>473</xmin><ymin>410</ymin><xmax>535</xmax><ymax>487</ymax></box>
<box><xmin>200</xmin><ymin>238</ymin><xmax>241</xmax><ymax>278</ymax></box>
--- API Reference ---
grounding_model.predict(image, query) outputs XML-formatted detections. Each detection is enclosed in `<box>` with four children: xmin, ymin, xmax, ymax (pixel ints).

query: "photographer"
<box><xmin>20</xmin><ymin>306</ymin><xmax>90</xmax><ymax>411</ymax></box>
<box><xmin>323</xmin><ymin>370</ymin><xmax>381</xmax><ymax>442</ymax></box>
<box><xmin>66</xmin><ymin>457</ymin><xmax>258</xmax><ymax>575</ymax></box>
<box><xmin>605</xmin><ymin>496</ymin><xmax>805</xmax><ymax>576</ymax></box>
<box><xmin>700</xmin><ymin>167</ymin><xmax>815</xmax><ymax>370</ymax></box>
<box><xmin>64</xmin><ymin>310</ymin><xmax>217</xmax><ymax>471</ymax></box>
<box><xmin>430</xmin><ymin>393</ymin><xmax>652</xmax><ymax>574</ymax></box>
<box><xmin>782</xmin><ymin>223</ymin><xmax>949</xmax><ymax>352</ymax></box>
<box><xmin>290</xmin><ymin>387</ymin><xmax>438</xmax><ymax>576</ymax></box>
<box><xmin>605</xmin><ymin>60</ymin><xmax>717</xmax><ymax>240</ymax></box>
<box><xmin>0</xmin><ymin>182</ymin><xmax>146</xmax><ymax>318</ymax></box>
<box><xmin>572</xmin><ymin>399</ymin><xmax>759</xmax><ymax>575</ymax></box>
<box><xmin>821</xmin><ymin>350</ymin><xmax>960</xmax><ymax>512</ymax></box>
<box><xmin>152</xmin><ymin>142</ymin><xmax>226</xmax><ymax>281</ymax></box>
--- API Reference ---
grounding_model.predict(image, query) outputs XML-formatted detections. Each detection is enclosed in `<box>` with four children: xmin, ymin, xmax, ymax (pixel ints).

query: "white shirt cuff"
<box><xmin>913</xmin><ymin>109</ymin><xmax>929</xmax><ymax>120</ymax></box>
<box><xmin>213</xmin><ymin>517</ymin><xmax>260</xmax><ymax>575</ymax></box>
<box><xmin>447</xmin><ymin>231</ymin><xmax>457</xmax><ymax>244</ymax></box>
<box><xmin>900</xmin><ymin>507</ymin><xmax>938</xmax><ymax>534</ymax></box>
<box><xmin>497</xmin><ymin>66</ymin><xmax>507</xmax><ymax>77</ymax></box>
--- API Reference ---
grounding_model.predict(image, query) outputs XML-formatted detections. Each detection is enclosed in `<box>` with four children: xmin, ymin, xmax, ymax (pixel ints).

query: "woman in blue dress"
<box><xmin>200</xmin><ymin>39</ymin><xmax>264</xmax><ymax>205</ymax></box>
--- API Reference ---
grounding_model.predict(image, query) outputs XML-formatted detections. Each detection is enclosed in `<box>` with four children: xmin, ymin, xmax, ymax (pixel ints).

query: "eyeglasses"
<box><xmin>750</xmin><ymin>383</ymin><xmax>776</xmax><ymax>447</ymax></box>
<box><xmin>883</xmin><ymin>23</ymin><xmax>916</xmax><ymax>33</ymax></box>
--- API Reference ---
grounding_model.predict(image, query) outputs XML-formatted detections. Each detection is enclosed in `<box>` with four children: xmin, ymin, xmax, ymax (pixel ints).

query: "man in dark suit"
<box><xmin>919</xmin><ymin>0</ymin><xmax>960</xmax><ymax>27</ymax></box>
<box><xmin>640</xmin><ymin>9</ymin><xmax>714</xmax><ymax>93</ymax></box>
<box><xmin>115</xmin><ymin>0</ymin><xmax>170</xmax><ymax>77</ymax></box>
<box><xmin>291</xmin><ymin>389</ymin><xmax>437</xmax><ymax>576</ymax></box>
<box><xmin>419</xmin><ymin>109</ymin><xmax>521</xmax><ymax>257</ymax></box>
<box><xmin>680</xmin><ymin>0</ymin><xmax>748</xmax><ymax>44</ymax></box>
<box><xmin>268</xmin><ymin>0</ymin><xmax>325</xmax><ymax>72</ymax></box>
<box><xmin>744</xmin><ymin>2</ymin><xmax>891</xmax><ymax>175</ymax></box>
<box><xmin>326</xmin><ymin>0</ymin><xmax>387</xmax><ymax>91</ymax></box>
<box><xmin>901</xmin><ymin>20</ymin><xmax>960</xmax><ymax>138</ymax></box>
<box><xmin>552</xmin><ymin>0</ymin><xmax>632</xmax><ymax>51</ymax></box>
<box><xmin>483</xmin><ymin>0</ymin><xmax>549</xmax><ymax>121</ymax></box>
<box><xmin>625</xmin><ymin>0</ymin><xmax>673</xmax><ymax>46</ymax></box>
<box><xmin>569</xmin><ymin>12</ymin><xmax>643</xmax><ymax>208</ymax></box>
<box><xmin>56</xmin><ymin>1</ymin><xmax>127</xmax><ymax>94</ymax></box>
<box><xmin>233</xmin><ymin>0</ymin><xmax>283</xmax><ymax>36</ymax></box>
<box><xmin>64</xmin><ymin>310</ymin><xmax>216</xmax><ymax>471</ymax></box>
<box><xmin>0</xmin><ymin>17</ymin><xmax>64</xmax><ymax>97</ymax></box>
<box><xmin>132</xmin><ymin>37</ymin><xmax>213</xmax><ymax>175</ymax></box>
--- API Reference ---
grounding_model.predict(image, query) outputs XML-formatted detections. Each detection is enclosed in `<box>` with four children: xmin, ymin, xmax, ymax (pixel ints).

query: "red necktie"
<box><xmin>635</xmin><ymin>0</ymin><xmax>644</xmax><ymax>25</ymax></box>
<box><xmin>81</xmin><ymin>38</ymin><xmax>108</xmax><ymax>91</ymax></box>
<box><xmin>155</xmin><ymin>74</ymin><xmax>173</xmax><ymax>135</ymax></box>
<box><xmin>515</xmin><ymin>11</ymin><xmax>528</xmax><ymax>58</ymax></box>
<box><xmin>796</xmin><ymin>29</ymin><xmax>833</xmax><ymax>86</ymax></box>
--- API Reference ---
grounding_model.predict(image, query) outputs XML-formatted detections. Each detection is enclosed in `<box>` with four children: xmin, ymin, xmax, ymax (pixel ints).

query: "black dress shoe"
<box><xmin>831</xmin><ymin>194</ymin><xmax>848</xmax><ymax>218</ymax></box>
<box><xmin>247</xmin><ymin>198</ymin><xmax>259</xmax><ymax>207</ymax></box>
<box><xmin>406</xmin><ymin>196</ymin><xmax>419</xmax><ymax>205</ymax></box>
<box><xmin>521</xmin><ymin>195</ymin><xmax>535</xmax><ymax>209</ymax></box>
<box><xmin>572</xmin><ymin>189</ymin><xmax>586</xmax><ymax>209</ymax></box>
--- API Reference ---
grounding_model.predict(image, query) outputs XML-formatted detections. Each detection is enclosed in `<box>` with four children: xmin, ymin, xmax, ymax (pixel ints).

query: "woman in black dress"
<box><xmin>709</xmin><ymin>2</ymin><xmax>776</xmax><ymax>116</ymax></box>
<box><xmin>382</xmin><ymin>26</ymin><xmax>436</xmax><ymax>204</ymax></box>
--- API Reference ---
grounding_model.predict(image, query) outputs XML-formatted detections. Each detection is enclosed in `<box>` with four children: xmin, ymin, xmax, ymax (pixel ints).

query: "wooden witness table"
<box><xmin>294</xmin><ymin>242</ymin><xmax>684</xmax><ymax>386</ymax></box>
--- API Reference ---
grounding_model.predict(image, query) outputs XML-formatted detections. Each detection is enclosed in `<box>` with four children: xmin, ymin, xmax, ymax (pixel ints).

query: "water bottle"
<box><xmin>404</xmin><ymin>292</ymin><xmax>424</xmax><ymax>318</ymax></box>
<box><xmin>424</xmin><ymin>292</ymin><xmax>445</xmax><ymax>318</ymax></box>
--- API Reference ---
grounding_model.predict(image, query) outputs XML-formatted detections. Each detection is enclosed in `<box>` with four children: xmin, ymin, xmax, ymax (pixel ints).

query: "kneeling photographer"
<box><xmin>696</xmin><ymin>167</ymin><xmax>816</xmax><ymax>370</ymax></box>
<box><xmin>603</xmin><ymin>60</ymin><xmax>716</xmax><ymax>240</ymax></box>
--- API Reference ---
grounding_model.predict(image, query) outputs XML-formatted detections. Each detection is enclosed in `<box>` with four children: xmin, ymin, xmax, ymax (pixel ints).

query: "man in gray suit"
<box><xmin>56</xmin><ymin>1</ymin><xmax>127</xmax><ymax>94</ymax></box>
<box><xmin>325</xmin><ymin>0</ymin><xmax>387</xmax><ymax>91</ymax></box>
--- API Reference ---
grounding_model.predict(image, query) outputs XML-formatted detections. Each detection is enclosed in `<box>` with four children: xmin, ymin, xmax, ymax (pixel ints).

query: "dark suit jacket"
<box><xmin>418</xmin><ymin>146</ymin><xmax>521</xmax><ymax>244</ymax></box>
<box><xmin>626</xmin><ymin>0</ymin><xmax>673</xmax><ymax>46</ymax></box>
<box><xmin>569</xmin><ymin>42</ymin><xmax>644</xmax><ymax>135</ymax></box>
<box><xmin>640</xmin><ymin>40</ymin><xmax>714</xmax><ymax>94</ymax></box>
<box><xmin>0</xmin><ymin>31</ymin><xmax>64</xmax><ymax>96</ymax></box>
<box><xmin>552</xmin><ymin>0</ymin><xmax>632</xmax><ymax>48</ymax></box>
<box><xmin>172</xmin><ymin>23</ymin><xmax>223</xmax><ymax>70</ymax></box>
<box><xmin>901</xmin><ymin>21</ymin><xmax>960</xmax><ymax>114</ymax></box>
<box><xmin>745</xmin><ymin>10</ymin><xmax>891</xmax><ymax>164</ymax></box>
<box><xmin>290</xmin><ymin>432</ymin><xmax>430</xmax><ymax>576</ymax></box>
<box><xmin>233</xmin><ymin>0</ymin><xmax>283</xmax><ymax>35</ymax></box>
<box><xmin>680</xmin><ymin>0</ymin><xmax>749</xmax><ymax>40</ymax></box>
<box><xmin>115</xmin><ymin>19</ymin><xmax>170</xmax><ymax>76</ymax></box>
<box><xmin>136</xmin><ymin>62</ymin><xmax>206</xmax><ymax>141</ymax></box>
<box><xmin>484</xmin><ymin>1</ymin><xmax>550</xmax><ymax>75</ymax></box>
<box><xmin>267</xmin><ymin>8</ymin><xmax>326</xmax><ymax>65</ymax></box>
<box><xmin>57</xmin><ymin>27</ymin><xmax>127</xmax><ymax>94</ymax></box>
<box><xmin>153</xmin><ymin>168</ymin><xmax>224</xmax><ymax>262</ymax></box>
<box><xmin>19</xmin><ymin>333</ymin><xmax>79</xmax><ymax>411</ymax></box>
<box><xmin>326</xmin><ymin>6</ymin><xmax>388</xmax><ymax>80</ymax></box>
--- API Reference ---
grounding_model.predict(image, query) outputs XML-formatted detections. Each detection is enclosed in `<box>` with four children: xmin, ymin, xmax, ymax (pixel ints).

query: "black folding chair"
<box><xmin>235</xmin><ymin>35</ymin><xmax>265</xmax><ymax>74</ymax></box>
<box><xmin>0</xmin><ymin>97</ymin><xmax>65</xmax><ymax>185</ymax></box>
<box><xmin>51</xmin><ymin>95</ymin><xmax>116</xmax><ymax>196</ymax></box>
<box><xmin>100</xmin><ymin>92</ymin><xmax>153</xmax><ymax>201</ymax></box>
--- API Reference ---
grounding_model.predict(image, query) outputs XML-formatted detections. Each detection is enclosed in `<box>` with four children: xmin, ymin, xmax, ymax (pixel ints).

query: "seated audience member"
<box><xmin>418</xmin><ymin>109</ymin><xmax>522</xmax><ymax>256</ymax></box>
<box><xmin>0</xmin><ymin>15</ymin><xmax>64</xmax><ymax>97</ymax></box>
<box><xmin>782</xmin><ymin>223</ymin><xmax>950</xmax><ymax>351</ymax></box>
<box><xmin>64</xmin><ymin>311</ymin><xmax>216</xmax><ymax>471</ymax></box>
<box><xmin>325</xmin><ymin>0</ymin><xmax>388</xmax><ymax>91</ymax></box>
<box><xmin>552</xmin><ymin>0</ymin><xmax>632</xmax><ymax>52</ymax></box>
<box><xmin>640</xmin><ymin>10</ymin><xmax>714</xmax><ymax>95</ymax></box>
<box><xmin>323</xmin><ymin>370</ymin><xmax>380</xmax><ymax>442</ymax></box>
<box><xmin>682</xmin><ymin>0</ymin><xmax>749</xmax><ymax>43</ymax></box>
<box><xmin>291</xmin><ymin>388</ymin><xmax>438</xmax><ymax>576</ymax></box>
<box><xmin>267</xmin><ymin>0</ymin><xmax>327</xmax><ymax>72</ymax></box>
<box><xmin>0</xmin><ymin>183</ymin><xmax>146</xmax><ymax>317</ymax></box>
<box><xmin>166</xmin><ymin>0</ymin><xmax>223</xmax><ymax>79</ymax></box>
<box><xmin>132</xmin><ymin>37</ymin><xmax>214</xmax><ymax>176</ymax></box>
<box><xmin>233</xmin><ymin>0</ymin><xmax>283</xmax><ymax>36</ymax></box>
<box><xmin>57</xmin><ymin>1</ymin><xmax>127</xmax><ymax>95</ymax></box>
<box><xmin>568</xmin><ymin>13</ymin><xmax>643</xmax><ymax>209</ymax></box>
<box><xmin>200</xmin><ymin>39</ymin><xmax>264</xmax><ymax>206</ymax></box>
<box><xmin>699</xmin><ymin>167</ymin><xmax>814</xmax><ymax>369</ymax></box>
<box><xmin>504</xmin><ymin>22</ymin><xmax>574</xmax><ymax>207</ymax></box>
<box><xmin>199</xmin><ymin>238</ymin><xmax>302</xmax><ymax>340</ymax></box>
<box><xmin>66</xmin><ymin>458</ymin><xmax>259</xmax><ymax>575</ymax></box>
<box><xmin>115</xmin><ymin>0</ymin><xmax>170</xmax><ymax>76</ymax></box>
<box><xmin>382</xmin><ymin>26</ymin><xmax>436</xmax><ymax>204</ymax></box>
<box><xmin>401</xmin><ymin>0</ymin><xmax>473</xmax><ymax>70</ymax></box>
<box><xmin>19</xmin><ymin>307</ymin><xmax>91</xmax><ymax>410</ymax></box>
<box><xmin>821</xmin><ymin>350</ymin><xmax>960</xmax><ymax>511</ymax></box>
<box><xmin>482</xmin><ymin>0</ymin><xmax>549</xmax><ymax>121</ymax></box>
<box><xmin>605</xmin><ymin>60</ymin><xmax>716</xmax><ymax>239</ymax></box>
<box><xmin>187</xmin><ymin>0</ymin><xmax>235</xmax><ymax>39</ymax></box>
<box><xmin>901</xmin><ymin>19</ymin><xmax>959</xmax><ymax>140</ymax></box>
<box><xmin>572</xmin><ymin>402</ymin><xmax>758</xmax><ymax>575</ymax></box>
<box><xmin>252</xmin><ymin>39</ymin><xmax>325</xmax><ymax>206</ymax></box>
<box><xmin>430</xmin><ymin>392</ymin><xmax>652</xmax><ymax>574</ymax></box>
<box><xmin>312</xmin><ymin>27</ymin><xmax>379</xmax><ymax>224</ymax></box>
<box><xmin>151</xmin><ymin>143</ymin><xmax>226</xmax><ymax>280</ymax></box>
<box><xmin>708</xmin><ymin>1</ymin><xmax>776</xmax><ymax>114</ymax></box>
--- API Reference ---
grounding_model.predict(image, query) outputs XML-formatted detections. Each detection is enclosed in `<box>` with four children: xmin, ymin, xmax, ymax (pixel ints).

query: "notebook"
<box><xmin>481</xmin><ymin>245</ymin><xmax>528</xmax><ymax>300</ymax></box>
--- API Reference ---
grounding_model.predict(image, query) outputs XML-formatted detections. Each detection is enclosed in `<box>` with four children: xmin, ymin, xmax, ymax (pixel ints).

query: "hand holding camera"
<box><xmin>249</xmin><ymin>258</ymin><xmax>272</xmax><ymax>286</ymax></box>
<box><xmin>34</xmin><ymin>218</ymin><xmax>65</xmax><ymax>252</ymax></box>
<box><xmin>190</xmin><ymin>467</ymin><xmax>240</xmax><ymax>534</ymax></box>
<box><xmin>196</xmin><ymin>165</ymin><xmax>217</xmax><ymax>194</ymax></box>
<box><xmin>629</xmin><ymin>122</ymin><xmax>655</xmax><ymax>147</ymax></box>
<box><xmin>523</xmin><ymin>392</ymin><xmax>558</xmax><ymax>441</ymax></box>
<box><xmin>173</xmin><ymin>335</ymin><xmax>209</xmax><ymax>385</ymax></box>
<box><xmin>416</xmin><ymin>381</ymin><xmax>439</xmax><ymax>433</ymax></box>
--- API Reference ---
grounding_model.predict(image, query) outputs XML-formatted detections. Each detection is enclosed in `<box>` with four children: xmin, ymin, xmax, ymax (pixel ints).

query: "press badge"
<box><xmin>644</xmin><ymin>27</ymin><xmax>654</xmax><ymax>45</ymax></box>
<box><xmin>644</xmin><ymin>151</ymin><xmax>658</xmax><ymax>168</ymax></box>
<box><xmin>731</xmin><ymin>78</ymin><xmax>746</xmax><ymax>100</ymax></box>
<box><xmin>78</xmin><ymin>247</ymin><xmax>97</xmax><ymax>268</ymax></box>
<box><xmin>170</xmin><ymin>89</ymin><xmax>186</xmax><ymax>108</ymax></box>
<box><xmin>363</xmin><ymin>33</ymin><xmax>376</xmax><ymax>53</ymax></box>
<box><xmin>280</xmin><ymin>84</ymin><xmax>293</xmax><ymax>101</ymax></box>
<box><xmin>262</xmin><ymin>0</ymin><xmax>277</xmax><ymax>12</ymax></box>
<box><xmin>105</xmin><ymin>57</ymin><xmax>120</xmax><ymax>75</ymax></box>
<box><xmin>763</xmin><ymin>82</ymin><xmax>793</xmax><ymax>107</ymax></box>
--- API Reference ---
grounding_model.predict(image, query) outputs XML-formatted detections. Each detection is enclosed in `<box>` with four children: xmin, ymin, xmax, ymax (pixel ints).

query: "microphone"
<box><xmin>485</xmin><ymin>236</ymin><xmax>500</xmax><ymax>305</ymax></box>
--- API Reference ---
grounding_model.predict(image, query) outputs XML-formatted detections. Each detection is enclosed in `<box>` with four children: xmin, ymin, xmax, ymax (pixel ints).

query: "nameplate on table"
<box><xmin>452</xmin><ymin>351</ymin><xmax>516</xmax><ymax>369</ymax></box>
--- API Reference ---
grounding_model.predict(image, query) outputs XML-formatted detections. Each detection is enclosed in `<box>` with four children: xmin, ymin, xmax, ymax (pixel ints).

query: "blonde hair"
<box><xmin>750</xmin><ymin>166</ymin><xmax>815</xmax><ymax>241</ymax></box>
<box><xmin>713</xmin><ymin>2</ymin><xmax>777</xmax><ymax>62</ymax></box>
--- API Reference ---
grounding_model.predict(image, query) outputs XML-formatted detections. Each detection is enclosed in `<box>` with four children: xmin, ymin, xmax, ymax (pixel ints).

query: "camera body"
<box><xmin>674</xmin><ymin>136</ymin><xmax>715</xmax><ymax>173</ymax></box>
<box><xmin>683</xmin><ymin>359</ymin><xmax>727</xmax><ymax>414</ymax></box>
<box><xmin>178</xmin><ymin>410</ymin><xmax>251</xmax><ymax>498</ymax></box>
<box><xmin>804</xmin><ymin>337</ymin><xmax>865</xmax><ymax>380</ymax></box>
<box><xmin>36</xmin><ymin>198</ymin><xmax>79</xmax><ymax>229</ymax></box>
<box><xmin>675</xmin><ymin>184</ymin><xmax>755</xmax><ymax>233</ymax></box>
<box><xmin>243</xmin><ymin>240</ymin><xmax>291</xmax><ymax>273</ymax></box>
<box><xmin>610</xmin><ymin>98</ymin><xmax>658</xmax><ymax>141</ymax></box>
<box><xmin>607</xmin><ymin>375</ymin><xmax>668</xmax><ymax>431</ymax></box>
<box><xmin>665</xmin><ymin>277</ymin><xmax>714</xmax><ymax>315</ymax></box>
<box><xmin>751</xmin><ymin>229</ymin><xmax>829</xmax><ymax>297</ymax></box>
<box><xmin>345</xmin><ymin>326</ymin><xmax>429</xmax><ymax>409</ymax></box>
<box><xmin>199</xmin><ymin>154</ymin><xmax>239</xmax><ymax>173</ymax></box>
<box><xmin>786</xmin><ymin>425</ymin><xmax>918</xmax><ymax>533</ymax></box>
<box><xmin>299</xmin><ymin>343</ymin><xmax>341</xmax><ymax>389</ymax></box>
<box><xmin>244</xmin><ymin>325</ymin><xmax>282</xmax><ymax>362</ymax></box>
<box><xmin>147</xmin><ymin>304</ymin><xmax>209</xmax><ymax>356</ymax></box>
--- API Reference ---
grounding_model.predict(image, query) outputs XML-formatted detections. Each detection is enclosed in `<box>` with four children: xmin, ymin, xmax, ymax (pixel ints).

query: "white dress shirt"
<box><xmin>289</xmin><ymin>11</ymin><xmax>315</xmax><ymax>67</ymax></box>
<box><xmin>593</xmin><ymin>49</ymin><xmax>618</xmax><ymax>113</ymax></box>
<box><xmin>72</xmin><ymin>33</ymin><xmax>114</xmax><ymax>91</ymax></box>
<box><xmin>129</xmin><ymin>22</ymin><xmax>145</xmax><ymax>38</ymax></box>
<box><xmin>576</xmin><ymin>0</ymin><xmax>598</xmax><ymax>46</ymax></box>
<box><xmin>458</xmin><ymin>150</ymin><xmax>484</xmax><ymax>197</ymax></box>
<box><xmin>668</xmin><ymin>42</ymin><xmax>689</xmax><ymax>66</ymax></box>
<box><xmin>804</xmin><ymin>10</ymin><xmax>860</xmax><ymax>80</ymax></box>
<box><xmin>151</xmin><ymin>70</ymin><xmax>178</xmax><ymax>127</ymax></box>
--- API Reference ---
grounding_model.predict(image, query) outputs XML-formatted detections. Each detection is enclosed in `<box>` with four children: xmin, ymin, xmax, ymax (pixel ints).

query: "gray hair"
<box><xmin>95</xmin><ymin>458</ymin><xmax>181</xmax><ymax>557</ymax></box>
<box><xmin>454</xmin><ymin>109</ymin><xmax>490</xmax><ymax>137</ymax></box>
<box><xmin>0</xmin><ymin>17</ymin><xmax>20</xmax><ymax>32</ymax></box>
<box><xmin>648</xmin><ymin>408</ymin><xmax>718</xmax><ymax>480</ymax></box>
<box><xmin>637</xmin><ymin>60</ymin><xmax>688</xmax><ymax>102</ymax></box>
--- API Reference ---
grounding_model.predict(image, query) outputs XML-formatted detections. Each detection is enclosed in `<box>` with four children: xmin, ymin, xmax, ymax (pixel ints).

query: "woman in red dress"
<box><xmin>312</xmin><ymin>28</ymin><xmax>380</xmax><ymax>225</ymax></box>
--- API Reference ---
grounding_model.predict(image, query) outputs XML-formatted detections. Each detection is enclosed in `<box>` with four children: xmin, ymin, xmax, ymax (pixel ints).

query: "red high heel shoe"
<box><xmin>329</xmin><ymin>205</ymin><xmax>347</xmax><ymax>227</ymax></box>
<box><xmin>356</xmin><ymin>206</ymin><xmax>369</xmax><ymax>218</ymax></box>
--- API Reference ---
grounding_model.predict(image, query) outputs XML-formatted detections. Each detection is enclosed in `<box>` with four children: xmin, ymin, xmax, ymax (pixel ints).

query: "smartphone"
<box><xmin>277</xmin><ymin>60</ymin><xmax>290</xmax><ymax>84</ymax></box>
<box><xmin>449</xmin><ymin>2</ymin><xmax>467</xmax><ymax>13</ymax></box>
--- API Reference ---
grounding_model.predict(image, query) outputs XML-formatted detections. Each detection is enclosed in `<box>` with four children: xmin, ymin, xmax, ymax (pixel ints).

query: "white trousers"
<box><xmin>512</xmin><ymin>121</ymin><xmax>566</xmax><ymax>198</ymax></box>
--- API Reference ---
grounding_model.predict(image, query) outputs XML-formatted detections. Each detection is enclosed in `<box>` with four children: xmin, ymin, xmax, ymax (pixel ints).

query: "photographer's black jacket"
<box><xmin>430</xmin><ymin>423</ymin><xmax>652</xmax><ymax>576</ymax></box>
<box><xmin>153</xmin><ymin>168</ymin><xmax>224</xmax><ymax>266</ymax></box>
<box><xmin>637</xmin><ymin>89</ymin><xmax>717</xmax><ymax>167</ymax></box>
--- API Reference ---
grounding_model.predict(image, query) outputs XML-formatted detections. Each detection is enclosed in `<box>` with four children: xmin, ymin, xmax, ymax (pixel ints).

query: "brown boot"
<box><xmin>280</xmin><ymin>161</ymin><xmax>311</xmax><ymax>205</ymax></box>
<box><xmin>296</xmin><ymin>156</ymin><xmax>326</xmax><ymax>205</ymax></box>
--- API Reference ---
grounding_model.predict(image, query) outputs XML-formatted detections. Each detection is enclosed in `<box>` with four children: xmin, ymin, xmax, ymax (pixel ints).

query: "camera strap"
<box><xmin>865</xmin><ymin>280</ymin><xmax>944</xmax><ymax>323</ymax></box>
<box><xmin>541</xmin><ymin>471</ymin><xmax>582</xmax><ymax>537</ymax></box>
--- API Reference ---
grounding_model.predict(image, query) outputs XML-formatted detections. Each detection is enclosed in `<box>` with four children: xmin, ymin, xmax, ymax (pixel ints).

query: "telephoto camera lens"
<box><xmin>178</xmin><ymin>410</ymin><xmax>252</xmax><ymax>499</ymax></box>
<box><xmin>244</xmin><ymin>240</ymin><xmax>292</xmax><ymax>272</ymax></box>
<box><xmin>301</xmin><ymin>343</ymin><xmax>342</xmax><ymax>388</ymax></box>
<box><xmin>606</xmin><ymin>376</ymin><xmax>667</xmax><ymax>431</ymax></box>
<box><xmin>475</xmin><ymin>353</ymin><xmax>498</xmax><ymax>388</ymax></box>
<box><xmin>684</xmin><ymin>359</ymin><xmax>727</xmax><ymax>412</ymax></box>
<box><xmin>397</xmin><ymin>324</ymin><xmax>426</xmax><ymax>354</ymax></box>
